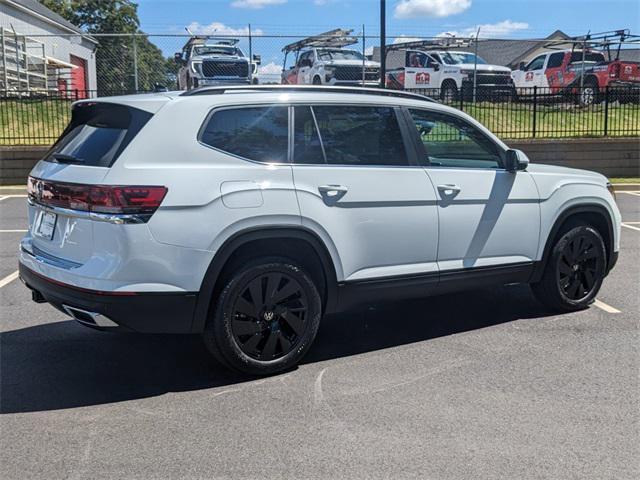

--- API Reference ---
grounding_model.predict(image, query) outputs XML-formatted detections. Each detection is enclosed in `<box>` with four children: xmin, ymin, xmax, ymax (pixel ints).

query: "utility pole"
<box><xmin>380</xmin><ymin>0</ymin><xmax>386</xmax><ymax>88</ymax></box>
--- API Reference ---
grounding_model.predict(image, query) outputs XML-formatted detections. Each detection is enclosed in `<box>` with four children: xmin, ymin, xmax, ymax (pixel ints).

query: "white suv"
<box><xmin>19</xmin><ymin>86</ymin><xmax>621</xmax><ymax>375</ymax></box>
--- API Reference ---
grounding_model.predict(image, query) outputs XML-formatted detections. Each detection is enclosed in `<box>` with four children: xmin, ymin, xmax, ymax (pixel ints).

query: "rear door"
<box><xmin>291</xmin><ymin>104</ymin><xmax>439</xmax><ymax>283</ymax></box>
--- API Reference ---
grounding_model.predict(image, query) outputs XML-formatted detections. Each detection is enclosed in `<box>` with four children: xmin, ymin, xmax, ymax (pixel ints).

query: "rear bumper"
<box><xmin>19</xmin><ymin>263</ymin><xmax>197</xmax><ymax>333</ymax></box>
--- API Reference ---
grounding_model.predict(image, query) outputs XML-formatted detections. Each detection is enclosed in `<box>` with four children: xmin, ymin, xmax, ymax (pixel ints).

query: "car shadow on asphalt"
<box><xmin>1</xmin><ymin>284</ymin><xmax>553</xmax><ymax>414</ymax></box>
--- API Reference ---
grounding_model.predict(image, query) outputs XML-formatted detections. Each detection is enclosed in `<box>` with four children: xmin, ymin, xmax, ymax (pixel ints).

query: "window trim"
<box><xmin>402</xmin><ymin>107</ymin><xmax>507</xmax><ymax>171</ymax></box>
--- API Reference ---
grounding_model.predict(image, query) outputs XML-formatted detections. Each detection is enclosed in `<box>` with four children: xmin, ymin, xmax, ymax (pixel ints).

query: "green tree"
<box><xmin>40</xmin><ymin>0</ymin><xmax>172</xmax><ymax>92</ymax></box>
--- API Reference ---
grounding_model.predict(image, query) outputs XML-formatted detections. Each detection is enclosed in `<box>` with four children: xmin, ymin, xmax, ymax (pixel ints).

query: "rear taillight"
<box><xmin>609</xmin><ymin>63</ymin><xmax>621</xmax><ymax>79</ymax></box>
<box><xmin>28</xmin><ymin>176</ymin><xmax>167</xmax><ymax>218</ymax></box>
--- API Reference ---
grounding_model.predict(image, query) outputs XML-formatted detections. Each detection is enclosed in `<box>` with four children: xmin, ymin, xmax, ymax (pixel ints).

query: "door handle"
<box><xmin>437</xmin><ymin>184</ymin><xmax>461</xmax><ymax>196</ymax></box>
<box><xmin>318</xmin><ymin>185</ymin><xmax>348</xmax><ymax>204</ymax></box>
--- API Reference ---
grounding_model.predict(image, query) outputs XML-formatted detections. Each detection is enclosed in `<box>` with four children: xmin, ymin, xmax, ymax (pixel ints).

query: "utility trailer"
<box><xmin>281</xmin><ymin>29</ymin><xmax>380</xmax><ymax>86</ymax></box>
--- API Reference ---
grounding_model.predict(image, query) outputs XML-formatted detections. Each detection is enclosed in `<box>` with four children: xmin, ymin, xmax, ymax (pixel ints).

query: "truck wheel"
<box><xmin>580</xmin><ymin>79</ymin><xmax>600</xmax><ymax>105</ymax></box>
<box><xmin>203</xmin><ymin>258</ymin><xmax>322</xmax><ymax>375</ymax></box>
<box><xmin>440</xmin><ymin>81</ymin><xmax>458</xmax><ymax>103</ymax></box>
<box><xmin>312</xmin><ymin>76</ymin><xmax>322</xmax><ymax>85</ymax></box>
<box><xmin>531</xmin><ymin>224</ymin><xmax>606</xmax><ymax>312</ymax></box>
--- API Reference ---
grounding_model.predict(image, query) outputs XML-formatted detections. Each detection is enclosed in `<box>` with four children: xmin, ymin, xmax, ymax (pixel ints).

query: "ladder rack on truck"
<box><xmin>541</xmin><ymin>29</ymin><xmax>640</xmax><ymax>61</ymax></box>
<box><xmin>385</xmin><ymin>37</ymin><xmax>475</xmax><ymax>52</ymax></box>
<box><xmin>282</xmin><ymin>29</ymin><xmax>358</xmax><ymax>64</ymax></box>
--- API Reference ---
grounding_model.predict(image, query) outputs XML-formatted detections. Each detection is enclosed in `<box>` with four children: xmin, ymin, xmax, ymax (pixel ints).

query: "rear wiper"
<box><xmin>51</xmin><ymin>153</ymin><xmax>85</xmax><ymax>164</ymax></box>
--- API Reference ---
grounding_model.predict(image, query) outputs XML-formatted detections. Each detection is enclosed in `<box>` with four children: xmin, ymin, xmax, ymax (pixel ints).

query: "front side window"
<box><xmin>310</xmin><ymin>106</ymin><xmax>409</xmax><ymax>167</ymax></box>
<box><xmin>409</xmin><ymin>109</ymin><xmax>503</xmax><ymax>169</ymax></box>
<box><xmin>200</xmin><ymin>106</ymin><xmax>288</xmax><ymax>163</ymax></box>
<box><xmin>526</xmin><ymin>55</ymin><xmax>546</xmax><ymax>71</ymax></box>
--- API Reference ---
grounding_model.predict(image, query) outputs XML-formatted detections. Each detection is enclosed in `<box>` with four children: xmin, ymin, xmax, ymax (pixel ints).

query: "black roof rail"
<box><xmin>179</xmin><ymin>84</ymin><xmax>436</xmax><ymax>103</ymax></box>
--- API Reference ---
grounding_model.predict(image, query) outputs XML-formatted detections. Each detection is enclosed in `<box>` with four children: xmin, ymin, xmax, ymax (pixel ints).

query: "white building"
<box><xmin>0</xmin><ymin>0</ymin><xmax>97</xmax><ymax>93</ymax></box>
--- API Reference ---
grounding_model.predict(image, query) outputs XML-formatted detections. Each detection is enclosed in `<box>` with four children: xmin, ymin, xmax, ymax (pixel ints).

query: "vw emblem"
<box><xmin>263</xmin><ymin>311</ymin><xmax>275</xmax><ymax>321</ymax></box>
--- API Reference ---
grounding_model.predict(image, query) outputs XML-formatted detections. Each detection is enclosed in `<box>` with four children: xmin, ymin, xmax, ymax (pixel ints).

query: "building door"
<box><xmin>70</xmin><ymin>55</ymin><xmax>87</xmax><ymax>98</ymax></box>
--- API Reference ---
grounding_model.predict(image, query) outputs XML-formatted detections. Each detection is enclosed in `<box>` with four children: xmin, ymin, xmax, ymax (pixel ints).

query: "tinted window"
<box><xmin>46</xmin><ymin>103</ymin><xmax>151</xmax><ymax>167</ymax></box>
<box><xmin>570</xmin><ymin>52</ymin><xmax>605</xmax><ymax>64</ymax></box>
<box><xmin>293</xmin><ymin>107</ymin><xmax>324</xmax><ymax>164</ymax></box>
<box><xmin>201</xmin><ymin>106</ymin><xmax>288</xmax><ymax>163</ymax></box>
<box><xmin>547</xmin><ymin>52</ymin><xmax>565</xmax><ymax>68</ymax></box>
<box><xmin>312</xmin><ymin>106</ymin><xmax>408</xmax><ymax>166</ymax></box>
<box><xmin>409</xmin><ymin>109</ymin><xmax>502</xmax><ymax>169</ymax></box>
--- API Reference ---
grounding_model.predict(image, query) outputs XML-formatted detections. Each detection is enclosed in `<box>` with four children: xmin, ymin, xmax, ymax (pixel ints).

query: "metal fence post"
<box><xmin>132</xmin><ymin>34</ymin><xmax>139</xmax><ymax>92</ymax></box>
<box><xmin>532</xmin><ymin>86</ymin><xmax>537</xmax><ymax>138</ymax></box>
<box><xmin>459</xmin><ymin>90</ymin><xmax>464</xmax><ymax>111</ymax></box>
<box><xmin>603</xmin><ymin>86</ymin><xmax>609</xmax><ymax>137</ymax></box>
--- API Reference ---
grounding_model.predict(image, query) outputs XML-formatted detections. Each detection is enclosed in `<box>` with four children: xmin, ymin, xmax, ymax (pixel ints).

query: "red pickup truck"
<box><xmin>511</xmin><ymin>49</ymin><xmax>640</xmax><ymax>104</ymax></box>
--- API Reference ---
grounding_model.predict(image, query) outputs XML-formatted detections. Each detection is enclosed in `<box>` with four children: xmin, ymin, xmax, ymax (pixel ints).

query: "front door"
<box><xmin>404</xmin><ymin>51</ymin><xmax>440</xmax><ymax>90</ymax></box>
<box><xmin>291</xmin><ymin>104</ymin><xmax>439</xmax><ymax>284</ymax></box>
<box><xmin>70</xmin><ymin>55</ymin><xmax>87</xmax><ymax>98</ymax></box>
<box><xmin>405</xmin><ymin>108</ymin><xmax>540</xmax><ymax>273</ymax></box>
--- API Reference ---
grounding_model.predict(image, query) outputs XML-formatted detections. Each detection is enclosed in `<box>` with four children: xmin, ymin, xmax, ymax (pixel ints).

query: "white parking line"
<box><xmin>0</xmin><ymin>229</ymin><xmax>27</xmax><ymax>233</ymax></box>
<box><xmin>0</xmin><ymin>194</ymin><xmax>27</xmax><ymax>199</ymax></box>
<box><xmin>622</xmin><ymin>223</ymin><xmax>640</xmax><ymax>232</ymax></box>
<box><xmin>0</xmin><ymin>270</ymin><xmax>19</xmax><ymax>289</ymax></box>
<box><xmin>0</xmin><ymin>196</ymin><xmax>6</xmax><ymax>202</ymax></box>
<box><xmin>593</xmin><ymin>299</ymin><xmax>621</xmax><ymax>314</ymax></box>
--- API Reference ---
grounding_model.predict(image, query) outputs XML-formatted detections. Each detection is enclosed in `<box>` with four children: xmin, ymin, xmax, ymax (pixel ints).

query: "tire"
<box><xmin>203</xmin><ymin>258</ymin><xmax>322</xmax><ymax>375</ymax></box>
<box><xmin>312</xmin><ymin>76</ymin><xmax>322</xmax><ymax>85</ymax></box>
<box><xmin>440</xmin><ymin>81</ymin><xmax>458</xmax><ymax>103</ymax></box>
<box><xmin>580</xmin><ymin>78</ymin><xmax>600</xmax><ymax>105</ymax></box>
<box><xmin>531</xmin><ymin>224</ymin><xmax>607</xmax><ymax>312</ymax></box>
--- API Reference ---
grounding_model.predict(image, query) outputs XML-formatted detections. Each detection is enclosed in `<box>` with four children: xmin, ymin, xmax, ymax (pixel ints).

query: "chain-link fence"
<box><xmin>1</xmin><ymin>31</ymin><xmax>639</xmax><ymax>144</ymax></box>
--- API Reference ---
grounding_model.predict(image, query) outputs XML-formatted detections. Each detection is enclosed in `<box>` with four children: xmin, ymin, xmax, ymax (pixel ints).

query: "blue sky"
<box><xmin>138</xmin><ymin>0</ymin><xmax>639</xmax><ymax>38</ymax></box>
<box><xmin>136</xmin><ymin>0</ymin><xmax>639</xmax><ymax>77</ymax></box>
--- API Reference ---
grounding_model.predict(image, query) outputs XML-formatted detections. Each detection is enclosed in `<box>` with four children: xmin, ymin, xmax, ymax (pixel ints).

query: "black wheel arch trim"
<box><xmin>531</xmin><ymin>204</ymin><xmax>616</xmax><ymax>283</ymax></box>
<box><xmin>191</xmin><ymin>226</ymin><xmax>339</xmax><ymax>333</ymax></box>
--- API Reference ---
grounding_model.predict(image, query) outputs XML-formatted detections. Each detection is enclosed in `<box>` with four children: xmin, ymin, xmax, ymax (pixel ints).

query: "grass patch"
<box><xmin>1</xmin><ymin>97</ymin><xmax>72</xmax><ymax>146</ymax></box>
<box><xmin>609</xmin><ymin>177</ymin><xmax>640</xmax><ymax>184</ymax></box>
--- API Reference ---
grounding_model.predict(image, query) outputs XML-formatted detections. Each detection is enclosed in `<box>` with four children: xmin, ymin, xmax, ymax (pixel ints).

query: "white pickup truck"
<box><xmin>281</xmin><ymin>29</ymin><xmax>380</xmax><ymax>87</ymax></box>
<box><xmin>385</xmin><ymin>49</ymin><xmax>513</xmax><ymax>101</ymax></box>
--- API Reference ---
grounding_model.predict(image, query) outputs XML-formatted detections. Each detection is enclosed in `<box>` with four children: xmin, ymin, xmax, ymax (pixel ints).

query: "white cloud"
<box><xmin>230</xmin><ymin>0</ymin><xmax>286</xmax><ymax>9</ymax></box>
<box><xmin>185</xmin><ymin>21</ymin><xmax>264</xmax><ymax>36</ymax></box>
<box><xmin>258</xmin><ymin>62</ymin><xmax>283</xmax><ymax>75</ymax></box>
<box><xmin>314</xmin><ymin>0</ymin><xmax>329</xmax><ymax>5</ymax></box>
<box><xmin>438</xmin><ymin>20</ymin><xmax>529</xmax><ymax>38</ymax></box>
<box><xmin>394</xmin><ymin>0</ymin><xmax>471</xmax><ymax>19</ymax></box>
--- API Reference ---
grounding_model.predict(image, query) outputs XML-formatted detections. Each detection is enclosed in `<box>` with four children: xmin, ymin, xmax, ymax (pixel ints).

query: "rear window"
<box><xmin>46</xmin><ymin>103</ymin><xmax>152</xmax><ymax>167</ymax></box>
<box><xmin>570</xmin><ymin>52</ymin><xmax>605</xmax><ymax>64</ymax></box>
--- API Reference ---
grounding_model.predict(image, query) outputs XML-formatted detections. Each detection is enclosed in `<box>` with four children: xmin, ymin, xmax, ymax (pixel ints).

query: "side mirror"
<box><xmin>174</xmin><ymin>52</ymin><xmax>183</xmax><ymax>64</ymax></box>
<box><xmin>518</xmin><ymin>61</ymin><xmax>526</xmax><ymax>71</ymax></box>
<box><xmin>253</xmin><ymin>54</ymin><xmax>261</xmax><ymax>65</ymax></box>
<box><xmin>505</xmin><ymin>149</ymin><xmax>529</xmax><ymax>172</ymax></box>
<box><xmin>432</xmin><ymin>63</ymin><xmax>440</xmax><ymax>71</ymax></box>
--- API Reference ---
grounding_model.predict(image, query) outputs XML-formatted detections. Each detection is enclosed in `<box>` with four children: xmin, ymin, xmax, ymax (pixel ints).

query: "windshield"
<box><xmin>317</xmin><ymin>49</ymin><xmax>364</xmax><ymax>61</ymax></box>
<box><xmin>440</xmin><ymin>52</ymin><xmax>487</xmax><ymax>65</ymax></box>
<box><xmin>194</xmin><ymin>46</ymin><xmax>243</xmax><ymax>57</ymax></box>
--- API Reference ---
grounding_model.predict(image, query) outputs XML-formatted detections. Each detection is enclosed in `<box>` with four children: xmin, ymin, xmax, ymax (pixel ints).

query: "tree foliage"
<box><xmin>40</xmin><ymin>0</ymin><xmax>172</xmax><ymax>92</ymax></box>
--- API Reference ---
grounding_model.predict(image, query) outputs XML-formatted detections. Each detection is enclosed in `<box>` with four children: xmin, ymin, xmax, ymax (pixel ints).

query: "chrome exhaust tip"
<box><xmin>62</xmin><ymin>305</ymin><xmax>119</xmax><ymax>328</ymax></box>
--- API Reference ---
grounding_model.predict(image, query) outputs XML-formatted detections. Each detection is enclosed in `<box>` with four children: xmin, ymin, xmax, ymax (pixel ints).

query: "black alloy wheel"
<box><xmin>203</xmin><ymin>259</ymin><xmax>322</xmax><ymax>375</ymax></box>
<box><xmin>557</xmin><ymin>233</ymin><xmax>601</xmax><ymax>301</ymax></box>
<box><xmin>531</xmin><ymin>225</ymin><xmax>606</xmax><ymax>312</ymax></box>
<box><xmin>231</xmin><ymin>272</ymin><xmax>308</xmax><ymax>360</ymax></box>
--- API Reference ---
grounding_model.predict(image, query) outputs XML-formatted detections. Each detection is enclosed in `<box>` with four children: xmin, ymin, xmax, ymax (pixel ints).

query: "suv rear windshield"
<box><xmin>45</xmin><ymin>103</ymin><xmax>152</xmax><ymax>167</ymax></box>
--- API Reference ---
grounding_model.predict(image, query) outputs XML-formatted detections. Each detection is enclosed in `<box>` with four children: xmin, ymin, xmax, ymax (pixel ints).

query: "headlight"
<box><xmin>606</xmin><ymin>182</ymin><xmax>617</xmax><ymax>200</ymax></box>
<box><xmin>191</xmin><ymin>61</ymin><xmax>202</xmax><ymax>74</ymax></box>
<box><xmin>324</xmin><ymin>66</ymin><xmax>336</xmax><ymax>76</ymax></box>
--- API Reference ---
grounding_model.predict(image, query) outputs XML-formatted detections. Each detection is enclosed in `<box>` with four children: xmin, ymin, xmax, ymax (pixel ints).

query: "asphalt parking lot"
<box><xmin>1</xmin><ymin>188</ymin><xmax>638</xmax><ymax>480</ymax></box>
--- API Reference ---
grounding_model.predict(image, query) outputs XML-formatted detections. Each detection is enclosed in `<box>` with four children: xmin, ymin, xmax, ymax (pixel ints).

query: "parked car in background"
<box><xmin>385</xmin><ymin>42</ymin><xmax>513</xmax><ymax>101</ymax></box>
<box><xmin>281</xmin><ymin>29</ymin><xmax>380</xmax><ymax>86</ymax></box>
<box><xmin>175</xmin><ymin>36</ymin><xmax>260</xmax><ymax>89</ymax></box>
<box><xmin>19</xmin><ymin>86</ymin><xmax>620</xmax><ymax>376</ymax></box>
